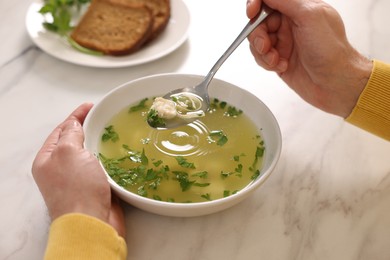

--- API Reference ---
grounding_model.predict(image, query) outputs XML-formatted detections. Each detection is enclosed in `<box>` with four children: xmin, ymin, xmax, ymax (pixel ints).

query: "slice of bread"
<box><xmin>70</xmin><ymin>0</ymin><xmax>154</xmax><ymax>56</ymax></box>
<box><xmin>111</xmin><ymin>0</ymin><xmax>170</xmax><ymax>41</ymax></box>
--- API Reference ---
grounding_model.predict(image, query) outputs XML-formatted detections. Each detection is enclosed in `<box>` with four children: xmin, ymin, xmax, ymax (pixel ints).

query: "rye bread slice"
<box><xmin>70</xmin><ymin>0</ymin><xmax>154</xmax><ymax>56</ymax></box>
<box><xmin>111</xmin><ymin>0</ymin><xmax>170</xmax><ymax>41</ymax></box>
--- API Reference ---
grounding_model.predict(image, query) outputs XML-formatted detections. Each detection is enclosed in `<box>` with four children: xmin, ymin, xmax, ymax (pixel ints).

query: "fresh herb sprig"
<box><xmin>39</xmin><ymin>0</ymin><xmax>90</xmax><ymax>36</ymax></box>
<box><xmin>39</xmin><ymin>0</ymin><xmax>103</xmax><ymax>56</ymax></box>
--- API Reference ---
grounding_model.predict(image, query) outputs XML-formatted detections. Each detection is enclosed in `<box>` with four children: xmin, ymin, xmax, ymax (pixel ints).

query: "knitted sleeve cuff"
<box><xmin>346</xmin><ymin>59</ymin><xmax>390</xmax><ymax>140</ymax></box>
<box><xmin>44</xmin><ymin>213</ymin><xmax>127</xmax><ymax>260</ymax></box>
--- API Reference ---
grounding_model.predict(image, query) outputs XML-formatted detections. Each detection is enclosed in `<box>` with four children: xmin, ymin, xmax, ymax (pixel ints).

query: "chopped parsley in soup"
<box><xmin>98</xmin><ymin>97</ymin><xmax>265</xmax><ymax>203</ymax></box>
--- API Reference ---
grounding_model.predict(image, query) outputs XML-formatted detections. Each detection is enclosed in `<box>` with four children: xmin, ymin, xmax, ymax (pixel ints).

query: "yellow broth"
<box><xmin>99</xmin><ymin>98</ymin><xmax>265</xmax><ymax>203</ymax></box>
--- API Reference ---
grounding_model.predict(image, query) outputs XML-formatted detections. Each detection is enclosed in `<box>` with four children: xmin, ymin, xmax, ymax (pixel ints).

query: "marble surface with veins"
<box><xmin>1</xmin><ymin>0</ymin><xmax>390</xmax><ymax>259</ymax></box>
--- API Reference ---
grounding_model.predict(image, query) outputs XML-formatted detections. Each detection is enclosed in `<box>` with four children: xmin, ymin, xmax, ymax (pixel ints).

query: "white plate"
<box><xmin>25</xmin><ymin>0</ymin><xmax>190</xmax><ymax>68</ymax></box>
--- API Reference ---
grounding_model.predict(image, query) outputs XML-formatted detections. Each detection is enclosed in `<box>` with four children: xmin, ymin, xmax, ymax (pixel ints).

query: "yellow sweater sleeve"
<box><xmin>346</xmin><ymin>59</ymin><xmax>390</xmax><ymax>140</ymax></box>
<box><xmin>44</xmin><ymin>213</ymin><xmax>127</xmax><ymax>260</ymax></box>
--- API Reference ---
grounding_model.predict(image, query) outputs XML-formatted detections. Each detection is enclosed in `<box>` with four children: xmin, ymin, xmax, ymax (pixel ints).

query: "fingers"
<box><xmin>33</xmin><ymin>103</ymin><xmax>93</xmax><ymax>166</ymax></box>
<box><xmin>56</xmin><ymin>103</ymin><xmax>94</xmax><ymax>149</ymax></box>
<box><xmin>55</xmin><ymin>120</ymin><xmax>85</xmax><ymax>150</ymax></box>
<box><xmin>247</xmin><ymin>8</ymin><xmax>289</xmax><ymax>73</ymax></box>
<box><xmin>246</xmin><ymin>0</ymin><xmax>261</xmax><ymax>18</ymax></box>
<box><xmin>64</xmin><ymin>102</ymin><xmax>94</xmax><ymax>126</ymax></box>
<box><xmin>248</xmin><ymin>12</ymin><xmax>279</xmax><ymax>54</ymax></box>
<box><xmin>32</xmin><ymin>125</ymin><xmax>62</xmax><ymax>177</ymax></box>
<box><xmin>249</xmin><ymin>44</ymin><xmax>287</xmax><ymax>72</ymax></box>
<box><xmin>248</xmin><ymin>25</ymin><xmax>272</xmax><ymax>54</ymax></box>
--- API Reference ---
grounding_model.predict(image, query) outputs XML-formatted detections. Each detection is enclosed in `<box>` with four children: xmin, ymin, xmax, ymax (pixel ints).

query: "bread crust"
<box><xmin>110</xmin><ymin>0</ymin><xmax>171</xmax><ymax>42</ymax></box>
<box><xmin>70</xmin><ymin>0</ymin><xmax>154</xmax><ymax>56</ymax></box>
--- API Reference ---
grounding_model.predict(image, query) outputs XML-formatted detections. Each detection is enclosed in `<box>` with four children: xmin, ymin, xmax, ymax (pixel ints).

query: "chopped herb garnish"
<box><xmin>201</xmin><ymin>193</ymin><xmax>211</xmax><ymax>201</ymax></box>
<box><xmin>98</xmin><ymin>153</ymin><xmax>127</xmax><ymax>179</ymax></box>
<box><xmin>129</xmin><ymin>98</ymin><xmax>148</xmax><ymax>112</ymax></box>
<box><xmin>159</xmin><ymin>165</ymin><xmax>170</xmax><ymax>179</ymax></box>
<box><xmin>221</xmin><ymin>171</ymin><xmax>233</xmax><ymax>178</ymax></box>
<box><xmin>137</xmin><ymin>185</ymin><xmax>147</xmax><ymax>197</ymax></box>
<box><xmin>99</xmin><ymin>97</ymin><xmax>265</xmax><ymax>203</ymax></box>
<box><xmin>153</xmin><ymin>160</ymin><xmax>163</xmax><ymax>167</ymax></box>
<box><xmin>217</xmin><ymin>135</ymin><xmax>228</xmax><ymax>146</ymax></box>
<box><xmin>233</xmin><ymin>153</ymin><xmax>246</xmax><ymax>162</ymax></box>
<box><xmin>176</xmin><ymin>156</ymin><xmax>196</xmax><ymax>169</ymax></box>
<box><xmin>208</xmin><ymin>130</ymin><xmax>228</xmax><ymax>146</ymax></box>
<box><xmin>209</xmin><ymin>98</ymin><xmax>221</xmax><ymax>110</ymax></box>
<box><xmin>153</xmin><ymin>195</ymin><xmax>162</xmax><ymax>201</ymax></box>
<box><xmin>173</xmin><ymin>171</ymin><xmax>195</xmax><ymax>191</ymax></box>
<box><xmin>192</xmin><ymin>171</ymin><xmax>208</xmax><ymax>179</ymax></box>
<box><xmin>100</xmin><ymin>151</ymin><xmax>169</xmax><ymax>192</ymax></box>
<box><xmin>140</xmin><ymin>149</ymin><xmax>148</xmax><ymax>165</ymax></box>
<box><xmin>251</xmin><ymin>170</ymin><xmax>261</xmax><ymax>180</ymax></box>
<box><xmin>225</xmin><ymin>106</ymin><xmax>243</xmax><ymax>117</ymax></box>
<box><xmin>122</xmin><ymin>145</ymin><xmax>148</xmax><ymax>165</ymax></box>
<box><xmin>250</xmin><ymin>144</ymin><xmax>265</xmax><ymax>172</ymax></box>
<box><xmin>149</xmin><ymin>178</ymin><xmax>161</xmax><ymax>190</ymax></box>
<box><xmin>235</xmin><ymin>164</ymin><xmax>243</xmax><ymax>173</ymax></box>
<box><xmin>101</xmin><ymin>125</ymin><xmax>119</xmax><ymax>142</ymax></box>
<box><xmin>145</xmin><ymin>168</ymin><xmax>157</xmax><ymax>181</ymax></box>
<box><xmin>147</xmin><ymin>109</ymin><xmax>166</xmax><ymax>128</ymax></box>
<box><xmin>193</xmin><ymin>182</ymin><xmax>210</xmax><ymax>187</ymax></box>
<box><xmin>256</xmin><ymin>146</ymin><xmax>265</xmax><ymax>157</ymax></box>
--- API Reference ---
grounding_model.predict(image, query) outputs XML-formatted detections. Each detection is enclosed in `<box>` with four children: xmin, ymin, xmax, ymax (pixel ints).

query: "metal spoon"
<box><xmin>149</xmin><ymin>5</ymin><xmax>273</xmax><ymax>129</ymax></box>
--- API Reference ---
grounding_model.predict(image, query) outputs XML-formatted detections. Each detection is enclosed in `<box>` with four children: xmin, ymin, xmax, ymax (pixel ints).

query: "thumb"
<box><xmin>57</xmin><ymin>119</ymin><xmax>85</xmax><ymax>149</ymax></box>
<box><xmin>56</xmin><ymin>103</ymin><xmax>93</xmax><ymax>148</ymax></box>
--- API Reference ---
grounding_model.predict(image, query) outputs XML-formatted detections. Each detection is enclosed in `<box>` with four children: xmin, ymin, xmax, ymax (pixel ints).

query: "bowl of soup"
<box><xmin>84</xmin><ymin>73</ymin><xmax>281</xmax><ymax>217</ymax></box>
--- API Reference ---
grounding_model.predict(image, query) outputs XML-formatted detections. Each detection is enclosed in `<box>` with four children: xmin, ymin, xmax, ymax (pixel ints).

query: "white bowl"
<box><xmin>84</xmin><ymin>73</ymin><xmax>281</xmax><ymax>217</ymax></box>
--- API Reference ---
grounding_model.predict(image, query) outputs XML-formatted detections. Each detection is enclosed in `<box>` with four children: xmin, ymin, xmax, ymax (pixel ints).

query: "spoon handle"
<box><xmin>200</xmin><ymin>5</ymin><xmax>273</xmax><ymax>89</ymax></box>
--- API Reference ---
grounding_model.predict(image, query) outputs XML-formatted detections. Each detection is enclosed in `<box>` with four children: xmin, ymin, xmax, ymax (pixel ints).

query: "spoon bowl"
<box><xmin>154</xmin><ymin>85</ymin><xmax>210</xmax><ymax>129</ymax></box>
<box><xmin>149</xmin><ymin>5</ymin><xmax>273</xmax><ymax>129</ymax></box>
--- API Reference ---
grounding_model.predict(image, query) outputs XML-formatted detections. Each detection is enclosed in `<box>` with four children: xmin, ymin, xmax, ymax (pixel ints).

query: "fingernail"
<box><xmin>277</xmin><ymin>60</ymin><xmax>288</xmax><ymax>72</ymax></box>
<box><xmin>263</xmin><ymin>52</ymin><xmax>274</xmax><ymax>65</ymax></box>
<box><xmin>254</xmin><ymin>37</ymin><xmax>264</xmax><ymax>54</ymax></box>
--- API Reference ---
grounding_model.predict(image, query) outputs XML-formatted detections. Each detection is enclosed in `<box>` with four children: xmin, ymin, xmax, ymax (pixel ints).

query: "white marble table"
<box><xmin>1</xmin><ymin>0</ymin><xmax>390</xmax><ymax>259</ymax></box>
